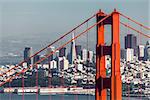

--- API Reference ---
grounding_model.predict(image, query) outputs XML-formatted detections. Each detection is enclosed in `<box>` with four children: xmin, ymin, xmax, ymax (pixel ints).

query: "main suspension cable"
<box><xmin>120</xmin><ymin>22</ymin><xmax>150</xmax><ymax>38</ymax></box>
<box><xmin>119</xmin><ymin>12</ymin><xmax>150</xmax><ymax>30</ymax></box>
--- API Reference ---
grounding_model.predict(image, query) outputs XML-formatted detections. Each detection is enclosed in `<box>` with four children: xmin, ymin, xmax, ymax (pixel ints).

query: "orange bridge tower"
<box><xmin>96</xmin><ymin>9</ymin><xmax>122</xmax><ymax>100</ymax></box>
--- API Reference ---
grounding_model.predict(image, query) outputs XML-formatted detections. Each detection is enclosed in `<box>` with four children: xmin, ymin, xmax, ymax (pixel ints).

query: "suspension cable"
<box><xmin>120</xmin><ymin>22</ymin><xmax>150</xmax><ymax>38</ymax></box>
<box><xmin>119</xmin><ymin>12</ymin><xmax>150</xmax><ymax>30</ymax></box>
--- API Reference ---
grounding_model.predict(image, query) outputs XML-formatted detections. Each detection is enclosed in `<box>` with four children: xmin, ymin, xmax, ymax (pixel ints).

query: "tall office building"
<box><xmin>47</xmin><ymin>46</ymin><xmax>55</xmax><ymax>61</ymax></box>
<box><xmin>88</xmin><ymin>50</ymin><xmax>94</xmax><ymax>63</ymax></box>
<box><xmin>69</xmin><ymin>33</ymin><xmax>77</xmax><ymax>64</ymax></box>
<box><xmin>75</xmin><ymin>45</ymin><xmax>82</xmax><ymax>56</ymax></box>
<box><xmin>59</xmin><ymin>57</ymin><xmax>69</xmax><ymax>71</ymax></box>
<box><xmin>145</xmin><ymin>41</ymin><xmax>150</xmax><ymax>60</ymax></box>
<box><xmin>126</xmin><ymin>48</ymin><xmax>134</xmax><ymax>62</ymax></box>
<box><xmin>121</xmin><ymin>49</ymin><xmax>126</xmax><ymax>59</ymax></box>
<box><xmin>82</xmin><ymin>49</ymin><xmax>88</xmax><ymax>62</ymax></box>
<box><xmin>33</xmin><ymin>55</ymin><xmax>40</xmax><ymax>64</ymax></box>
<box><xmin>50</xmin><ymin>60</ymin><xmax>57</xmax><ymax>69</ymax></box>
<box><xmin>138</xmin><ymin>45</ymin><xmax>145</xmax><ymax>60</ymax></box>
<box><xmin>24</xmin><ymin>47</ymin><xmax>33</xmax><ymax>66</ymax></box>
<box><xmin>59</xmin><ymin>47</ymin><xmax>66</xmax><ymax>57</ymax></box>
<box><xmin>125</xmin><ymin>34</ymin><xmax>137</xmax><ymax>55</ymax></box>
<box><xmin>56</xmin><ymin>50</ymin><xmax>59</xmax><ymax>58</ymax></box>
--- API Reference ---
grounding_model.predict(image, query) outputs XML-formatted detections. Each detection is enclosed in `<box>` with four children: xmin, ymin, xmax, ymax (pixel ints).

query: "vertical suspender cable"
<box><xmin>86</xmin><ymin>21</ymin><xmax>90</xmax><ymax>100</ymax></box>
<box><xmin>74</xmin><ymin>30</ymin><xmax>78</xmax><ymax>100</ymax></box>
<box><xmin>139</xmin><ymin>25</ymin><xmax>142</xmax><ymax>100</ymax></box>
<box><xmin>22</xmin><ymin>71</ymin><xmax>25</xmax><ymax>100</ymax></box>
<box><xmin>9</xmin><ymin>65</ymin><xmax>12</xmax><ymax>100</ymax></box>
<box><xmin>127</xmin><ymin>18</ymin><xmax>130</xmax><ymax>100</ymax></box>
<box><xmin>61</xmin><ymin>73</ymin><xmax>64</xmax><ymax>100</ymax></box>
<box><xmin>61</xmin><ymin>48</ymin><xmax>64</xmax><ymax>100</ymax></box>
<box><xmin>48</xmin><ymin>57</ymin><xmax>51</xmax><ymax>100</ymax></box>
<box><xmin>36</xmin><ymin>64</ymin><xmax>38</xmax><ymax>100</ymax></box>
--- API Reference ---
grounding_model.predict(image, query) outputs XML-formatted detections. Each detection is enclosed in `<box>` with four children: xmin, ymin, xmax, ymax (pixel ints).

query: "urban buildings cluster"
<box><xmin>23</xmin><ymin>33</ymin><xmax>95</xmax><ymax>75</ymax></box>
<box><xmin>119</xmin><ymin>34</ymin><xmax>150</xmax><ymax>96</ymax></box>
<box><xmin>0</xmin><ymin>33</ymin><xmax>149</xmax><ymax>96</ymax></box>
<box><xmin>0</xmin><ymin>33</ymin><xmax>96</xmax><ymax>87</ymax></box>
<box><xmin>121</xmin><ymin>34</ymin><xmax>150</xmax><ymax>61</ymax></box>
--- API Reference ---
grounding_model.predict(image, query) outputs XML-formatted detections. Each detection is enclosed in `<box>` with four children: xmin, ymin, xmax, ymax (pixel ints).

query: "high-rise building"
<box><xmin>121</xmin><ymin>49</ymin><xmax>126</xmax><ymax>59</ymax></box>
<box><xmin>75</xmin><ymin>45</ymin><xmax>82</xmax><ymax>56</ymax></box>
<box><xmin>125</xmin><ymin>34</ymin><xmax>137</xmax><ymax>49</ymax></box>
<box><xmin>55</xmin><ymin>50</ymin><xmax>59</xmax><ymax>59</ymax></box>
<box><xmin>125</xmin><ymin>34</ymin><xmax>137</xmax><ymax>55</ymax></box>
<box><xmin>33</xmin><ymin>55</ymin><xmax>40</xmax><ymax>64</ymax></box>
<box><xmin>57</xmin><ymin>57</ymin><xmax>63</xmax><ymax>71</ymax></box>
<box><xmin>24</xmin><ymin>47</ymin><xmax>33</xmax><ymax>66</ymax></box>
<box><xmin>47</xmin><ymin>46</ymin><xmax>55</xmax><ymax>61</ymax></box>
<box><xmin>82</xmin><ymin>49</ymin><xmax>88</xmax><ymax>62</ymax></box>
<box><xmin>126</xmin><ymin>48</ymin><xmax>134</xmax><ymax>62</ymax></box>
<box><xmin>60</xmin><ymin>57</ymin><xmax>69</xmax><ymax>71</ymax></box>
<box><xmin>69</xmin><ymin>33</ymin><xmax>77</xmax><ymax>64</ymax></box>
<box><xmin>138</xmin><ymin>45</ymin><xmax>145</xmax><ymax>60</ymax></box>
<box><xmin>145</xmin><ymin>41</ymin><xmax>150</xmax><ymax>60</ymax></box>
<box><xmin>50</xmin><ymin>60</ymin><xmax>57</xmax><ymax>69</ymax></box>
<box><xmin>57</xmin><ymin>57</ymin><xmax>69</xmax><ymax>71</ymax></box>
<box><xmin>88</xmin><ymin>50</ymin><xmax>94</xmax><ymax>63</ymax></box>
<box><xmin>93</xmin><ymin>52</ymin><xmax>96</xmax><ymax>63</ymax></box>
<box><xmin>59</xmin><ymin>47</ymin><xmax>66</xmax><ymax>57</ymax></box>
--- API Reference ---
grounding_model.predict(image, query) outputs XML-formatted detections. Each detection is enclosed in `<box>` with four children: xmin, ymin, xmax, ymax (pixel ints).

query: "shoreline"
<box><xmin>1</xmin><ymin>87</ymin><xmax>150</xmax><ymax>98</ymax></box>
<box><xmin>1</xmin><ymin>87</ymin><xmax>95</xmax><ymax>95</ymax></box>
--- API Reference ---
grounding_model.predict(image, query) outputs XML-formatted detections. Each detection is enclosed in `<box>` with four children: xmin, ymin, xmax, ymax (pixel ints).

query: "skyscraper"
<box><xmin>33</xmin><ymin>55</ymin><xmax>40</xmax><ymax>64</ymax></box>
<box><xmin>126</xmin><ymin>48</ymin><xmax>134</xmax><ymax>62</ymax></box>
<box><xmin>59</xmin><ymin>47</ymin><xmax>66</xmax><ymax>57</ymax></box>
<box><xmin>47</xmin><ymin>46</ymin><xmax>55</xmax><ymax>61</ymax></box>
<box><xmin>121</xmin><ymin>49</ymin><xmax>126</xmax><ymax>59</ymax></box>
<box><xmin>138</xmin><ymin>45</ymin><xmax>145</xmax><ymax>60</ymax></box>
<box><xmin>69</xmin><ymin>33</ymin><xmax>77</xmax><ymax>64</ymax></box>
<box><xmin>125</xmin><ymin>34</ymin><xmax>137</xmax><ymax>55</ymax></box>
<box><xmin>82</xmin><ymin>49</ymin><xmax>88</xmax><ymax>62</ymax></box>
<box><xmin>145</xmin><ymin>41</ymin><xmax>150</xmax><ymax>60</ymax></box>
<box><xmin>88</xmin><ymin>50</ymin><xmax>94</xmax><ymax>63</ymax></box>
<box><xmin>55</xmin><ymin>50</ymin><xmax>59</xmax><ymax>59</ymax></box>
<box><xmin>24</xmin><ymin>47</ymin><xmax>33</xmax><ymax>66</ymax></box>
<box><xmin>59</xmin><ymin>57</ymin><xmax>69</xmax><ymax>71</ymax></box>
<box><xmin>75</xmin><ymin>45</ymin><xmax>82</xmax><ymax>56</ymax></box>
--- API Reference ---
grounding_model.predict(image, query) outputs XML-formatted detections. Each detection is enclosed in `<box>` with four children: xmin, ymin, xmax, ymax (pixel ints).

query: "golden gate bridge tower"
<box><xmin>96</xmin><ymin>9</ymin><xmax>122</xmax><ymax>100</ymax></box>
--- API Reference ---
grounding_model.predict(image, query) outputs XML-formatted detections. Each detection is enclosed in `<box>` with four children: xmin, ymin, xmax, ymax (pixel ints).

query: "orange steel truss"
<box><xmin>96</xmin><ymin>9</ymin><xmax>122</xmax><ymax>100</ymax></box>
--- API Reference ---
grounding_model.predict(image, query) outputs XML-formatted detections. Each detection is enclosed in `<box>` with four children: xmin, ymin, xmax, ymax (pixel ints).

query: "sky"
<box><xmin>0</xmin><ymin>0</ymin><xmax>149</xmax><ymax>56</ymax></box>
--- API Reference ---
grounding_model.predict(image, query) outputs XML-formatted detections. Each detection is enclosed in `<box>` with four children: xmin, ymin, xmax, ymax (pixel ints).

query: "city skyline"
<box><xmin>1</xmin><ymin>33</ymin><xmax>150</xmax><ymax>63</ymax></box>
<box><xmin>0</xmin><ymin>0</ymin><xmax>149</xmax><ymax>57</ymax></box>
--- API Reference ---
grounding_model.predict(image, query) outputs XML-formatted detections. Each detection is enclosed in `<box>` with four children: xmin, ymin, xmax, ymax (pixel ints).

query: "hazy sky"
<box><xmin>0</xmin><ymin>0</ymin><xmax>149</xmax><ymax>56</ymax></box>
